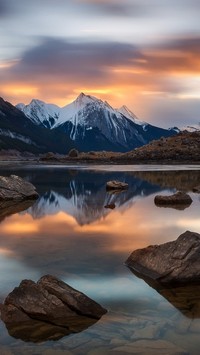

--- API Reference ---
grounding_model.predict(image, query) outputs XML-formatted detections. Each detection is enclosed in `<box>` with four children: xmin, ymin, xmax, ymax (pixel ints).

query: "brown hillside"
<box><xmin>119</xmin><ymin>131</ymin><xmax>200</xmax><ymax>162</ymax></box>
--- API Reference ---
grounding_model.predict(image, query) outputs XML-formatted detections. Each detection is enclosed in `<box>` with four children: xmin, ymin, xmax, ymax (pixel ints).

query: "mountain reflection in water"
<box><xmin>24</xmin><ymin>170</ymin><xmax>162</xmax><ymax>225</ymax></box>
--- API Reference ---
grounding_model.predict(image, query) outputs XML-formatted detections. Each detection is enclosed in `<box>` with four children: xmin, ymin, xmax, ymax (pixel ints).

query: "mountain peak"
<box><xmin>78</xmin><ymin>92</ymin><xmax>86</xmax><ymax>98</ymax></box>
<box><xmin>119</xmin><ymin>105</ymin><xmax>137</xmax><ymax>119</ymax></box>
<box><xmin>118</xmin><ymin>105</ymin><xmax>146</xmax><ymax>126</ymax></box>
<box><xmin>73</xmin><ymin>92</ymin><xmax>97</xmax><ymax>107</ymax></box>
<box><xmin>30</xmin><ymin>98</ymin><xmax>45</xmax><ymax>106</ymax></box>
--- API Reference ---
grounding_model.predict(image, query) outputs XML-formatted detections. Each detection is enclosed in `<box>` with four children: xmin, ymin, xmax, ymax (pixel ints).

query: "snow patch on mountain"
<box><xmin>118</xmin><ymin>105</ymin><xmax>145</xmax><ymax>126</ymax></box>
<box><xmin>0</xmin><ymin>129</ymin><xmax>38</xmax><ymax>146</ymax></box>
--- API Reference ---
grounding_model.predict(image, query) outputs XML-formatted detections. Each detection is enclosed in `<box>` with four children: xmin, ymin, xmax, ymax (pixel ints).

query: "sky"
<box><xmin>0</xmin><ymin>0</ymin><xmax>200</xmax><ymax>128</ymax></box>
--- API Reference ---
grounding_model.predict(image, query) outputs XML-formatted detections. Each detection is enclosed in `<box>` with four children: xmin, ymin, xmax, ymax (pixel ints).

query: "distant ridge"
<box><xmin>0</xmin><ymin>97</ymin><xmax>74</xmax><ymax>153</ymax></box>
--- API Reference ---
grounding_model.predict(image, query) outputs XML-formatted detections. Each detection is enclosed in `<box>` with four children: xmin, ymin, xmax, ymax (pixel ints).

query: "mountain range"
<box><xmin>0</xmin><ymin>93</ymin><xmax>178</xmax><ymax>153</ymax></box>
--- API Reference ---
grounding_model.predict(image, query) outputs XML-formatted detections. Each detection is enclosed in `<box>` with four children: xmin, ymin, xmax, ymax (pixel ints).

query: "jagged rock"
<box><xmin>125</xmin><ymin>231</ymin><xmax>200</xmax><ymax>285</ymax></box>
<box><xmin>154</xmin><ymin>191</ymin><xmax>192</xmax><ymax>210</ymax></box>
<box><xmin>68</xmin><ymin>148</ymin><xmax>79</xmax><ymax>158</ymax></box>
<box><xmin>0</xmin><ymin>175</ymin><xmax>38</xmax><ymax>201</ymax></box>
<box><xmin>106</xmin><ymin>180</ymin><xmax>128</xmax><ymax>191</ymax></box>
<box><xmin>0</xmin><ymin>275</ymin><xmax>107</xmax><ymax>342</ymax></box>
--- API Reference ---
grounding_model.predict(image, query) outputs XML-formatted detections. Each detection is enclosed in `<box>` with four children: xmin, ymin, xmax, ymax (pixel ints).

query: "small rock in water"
<box><xmin>106</xmin><ymin>180</ymin><xmax>128</xmax><ymax>191</ymax></box>
<box><xmin>104</xmin><ymin>203</ymin><xmax>116</xmax><ymax>209</ymax></box>
<box><xmin>154</xmin><ymin>191</ymin><xmax>192</xmax><ymax>210</ymax></box>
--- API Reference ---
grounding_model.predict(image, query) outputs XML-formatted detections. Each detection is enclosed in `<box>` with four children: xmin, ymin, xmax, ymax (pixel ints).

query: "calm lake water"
<box><xmin>0</xmin><ymin>164</ymin><xmax>200</xmax><ymax>354</ymax></box>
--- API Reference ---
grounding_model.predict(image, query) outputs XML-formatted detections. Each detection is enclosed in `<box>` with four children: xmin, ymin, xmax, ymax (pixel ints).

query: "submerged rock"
<box><xmin>125</xmin><ymin>231</ymin><xmax>200</xmax><ymax>285</ymax></box>
<box><xmin>0</xmin><ymin>275</ymin><xmax>107</xmax><ymax>342</ymax></box>
<box><xmin>154</xmin><ymin>191</ymin><xmax>192</xmax><ymax>210</ymax></box>
<box><xmin>106</xmin><ymin>180</ymin><xmax>128</xmax><ymax>191</ymax></box>
<box><xmin>104</xmin><ymin>203</ymin><xmax>116</xmax><ymax>209</ymax></box>
<box><xmin>0</xmin><ymin>175</ymin><xmax>39</xmax><ymax>201</ymax></box>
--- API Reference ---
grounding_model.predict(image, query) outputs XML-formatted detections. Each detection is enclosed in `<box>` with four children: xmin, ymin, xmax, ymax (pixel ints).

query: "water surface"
<box><xmin>0</xmin><ymin>165</ymin><xmax>200</xmax><ymax>354</ymax></box>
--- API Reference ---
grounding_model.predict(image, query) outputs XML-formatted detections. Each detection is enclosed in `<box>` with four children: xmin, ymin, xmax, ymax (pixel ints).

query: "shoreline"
<box><xmin>1</xmin><ymin>159</ymin><xmax>200</xmax><ymax>169</ymax></box>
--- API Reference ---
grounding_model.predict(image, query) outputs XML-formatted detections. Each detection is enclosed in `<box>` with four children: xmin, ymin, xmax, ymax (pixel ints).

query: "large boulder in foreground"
<box><xmin>0</xmin><ymin>175</ymin><xmax>38</xmax><ymax>201</ymax></box>
<box><xmin>154</xmin><ymin>191</ymin><xmax>192</xmax><ymax>210</ymax></box>
<box><xmin>106</xmin><ymin>180</ymin><xmax>128</xmax><ymax>191</ymax></box>
<box><xmin>0</xmin><ymin>275</ymin><xmax>107</xmax><ymax>342</ymax></box>
<box><xmin>125</xmin><ymin>231</ymin><xmax>200</xmax><ymax>285</ymax></box>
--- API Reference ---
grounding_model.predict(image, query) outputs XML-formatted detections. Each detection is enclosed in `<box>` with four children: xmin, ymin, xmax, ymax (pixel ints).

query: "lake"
<box><xmin>0</xmin><ymin>164</ymin><xmax>200</xmax><ymax>355</ymax></box>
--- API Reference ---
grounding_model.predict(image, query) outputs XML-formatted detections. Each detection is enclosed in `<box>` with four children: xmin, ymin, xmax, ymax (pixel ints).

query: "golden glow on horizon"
<box><xmin>1</xmin><ymin>84</ymin><xmax>39</xmax><ymax>98</ymax></box>
<box><xmin>74</xmin><ymin>88</ymin><xmax>112</xmax><ymax>95</ymax></box>
<box><xmin>112</xmin><ymin>67</ymin><xmax>148</xmax><ymax>74</ymax></box>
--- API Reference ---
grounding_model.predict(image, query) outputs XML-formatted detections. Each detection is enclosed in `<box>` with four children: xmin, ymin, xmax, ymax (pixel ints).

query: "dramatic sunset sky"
<box><xmin>0</xmin><ymin>0</ymin><xmax>200</xmax><ymax>127</ymax></box>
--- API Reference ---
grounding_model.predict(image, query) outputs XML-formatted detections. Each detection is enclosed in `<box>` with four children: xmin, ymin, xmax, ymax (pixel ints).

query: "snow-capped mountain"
<box><xmin>17</xmin><ymin>93</ymin><xmax>177</xmax><ymax>152</ymax></box>
<box><xmin>16</xmin><ymin>99</ymin><xmax>60</xmax><ymax>129</ymax></box>
<box><xmin>55</xmin><ymin>93</ymin><xmax>148</xmax><ymax>151</ymax></box>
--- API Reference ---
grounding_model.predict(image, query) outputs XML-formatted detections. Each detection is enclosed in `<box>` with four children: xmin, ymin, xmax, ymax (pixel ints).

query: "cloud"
<box><xmin>0</xmin><ymin>38</ymin><xmax>143</xmax><ymax>105</ymax></box>
<box><xmin>10</xmin><ymin>35</ymin><xmax>200</xmax><ymax>85</ymax></box>
<box><xmin>0</xmin><ymin>0</ymin><xmax>12</xmax><ymax>17</ymax></box>
<box><xmin>1</xmin><ymin>38</ymin><xmax>142</xmax><ymax>86</ymax></box>
<box><xmin>76</xmin><ymin>0</ymin><xmax>143</xmax><ymax>16</ymax></box>
<box><xmin>1</xmin><ymin>36</ymin><xmax>200</xmax><ymax>92</ymax></box>
<box><xmin>140</xmin><ymin>36</ymin><xmax>200</xmax><ymax>75</ymax></box>
<box><xmin>1</xmin><ymin>36</ymin><xmax>200</xmax><ymax>127</ymax></box>
<box><xmin>160</xmin><ymin>36</ymin><xmax>200</xmax><ymax>54</ymax></box>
